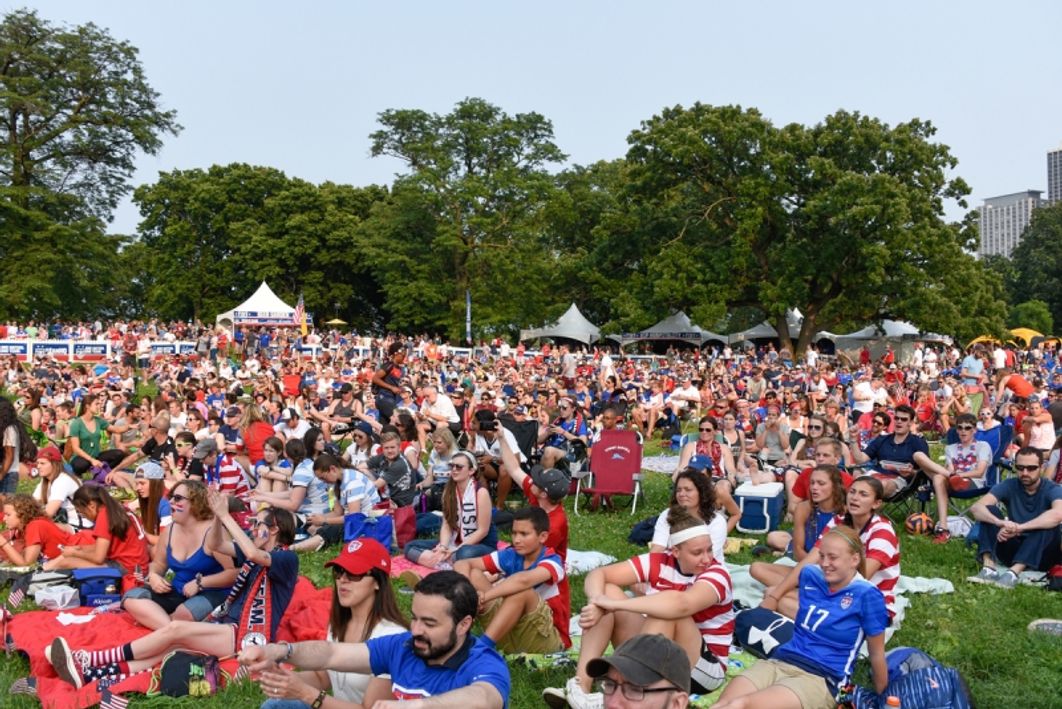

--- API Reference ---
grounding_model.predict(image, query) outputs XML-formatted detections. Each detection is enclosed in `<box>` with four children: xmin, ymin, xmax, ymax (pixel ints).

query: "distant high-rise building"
<box><xmin>1049</xmin><ymin>145</ymin><xmax>1062</xmax><ymax>203</ymax></box>
<box><xmin>979</xmin><ymin>190</ymin><xmax>1044</xmax><ymax>258</ymax></box>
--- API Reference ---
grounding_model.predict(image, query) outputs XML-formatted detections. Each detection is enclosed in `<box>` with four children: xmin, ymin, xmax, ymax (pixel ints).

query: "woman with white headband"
<box><xmin>543</xmin><ymin>509</ymin><xmax>734</xmax><ymax>709</ymax></box>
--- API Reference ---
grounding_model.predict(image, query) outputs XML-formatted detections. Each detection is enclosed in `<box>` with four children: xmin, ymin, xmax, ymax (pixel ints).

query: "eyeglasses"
<box><xmin>1014</xmin><ymin>464</ymin><xmax>1041</xmax><ymax>472</ymax></box>
<box><xmin>893</xmin><ymin>416</ymin><xmax>911</xmax><ymax>423</ymax></box>
<box><xmin>332</xmin><ymin>567</ymin><xmax>368</xmax><ymax>582</ymax></box>
<box><xmin>252</xmin><ymin>519</ymin><xmax>271</xmax><ymax>528</ymax></box>
<box><xmin>873</xmin><ymin>420</ymin><xmax>886</xmax><ymax>427</ymax></box>
<box><xmin>170</xmin><ymin>494</ymin><xmax>188</xmax><ymax>504</ymax></box>
<box><xmin>956</xmin><ymin>424</ymin><xmax>975</xmax><ymax>431</ymax></box>
<box><xmin>449</xmin><ymin>463</ymin><xmax>470</xmax><ymax>471</ymax></box>
<box><xmin>699</xmin><ymin>427</ymin><xmax>714</xmax><ymax>433</ymax></box>
<box><xmin>808</xmin><ymin>425</ymin><xmax>823</xmax><ymax>431</ymax></box>
<box><xmin>175</xmin><ymin>442</ymin><xmax>192</xmax><ymax>448</ymax></box>
<box><xmin>597</xmin><ymin>678</ymin><xmax>678</xmax><ymax>701</ymax></box>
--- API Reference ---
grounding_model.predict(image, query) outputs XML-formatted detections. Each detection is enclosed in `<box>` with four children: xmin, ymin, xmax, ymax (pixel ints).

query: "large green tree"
<box><xmin>366</xmin><ymin>98</ymin><xmax>567</xmax><ymax>340</ymax></box>
<box><xmin>133</xmin><ymin>164</ymin><xmax>386</xmax><ymax>325</ymax></box>
<box><xmin>0</xmin><ymin>9</ymin><xmax>179</xmax><ymax>318</ymax></box>
<box><xmin>612</xmin><ymin>104</ymin><xmax>1007</xmax><ymax>352</ymax></box>
<box><xmin>1010</xmin><ymin>201</ymin><xmax>1062</xmax><ymax>331</ymax></box>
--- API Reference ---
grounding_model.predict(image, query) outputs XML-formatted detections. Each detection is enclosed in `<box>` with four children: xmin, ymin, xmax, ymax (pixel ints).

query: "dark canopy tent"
<box><xmin>620</xmin><ymin>312</ymin><xmax>726</xmax><ymax>352</ymax></box>
<box><xmin>519</xmin><ymin>303</ymin><xmax>601</xmax><ymax>346</ymax></box>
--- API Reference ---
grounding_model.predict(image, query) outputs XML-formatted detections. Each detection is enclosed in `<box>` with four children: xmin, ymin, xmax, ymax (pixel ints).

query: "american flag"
<box><xmin>100</xmin><ymin>688</ymin><xmax>129</xmax><ymax>709</ymax></box>
<box><xmin>6</xmin><ymin>579</ymin><xmax>25</xmax><ymax>609</ymax></box>
<box><xmin>293</xmin><ymin>293</ymin><xmax>308</xmax><ymax>337</ymax></box>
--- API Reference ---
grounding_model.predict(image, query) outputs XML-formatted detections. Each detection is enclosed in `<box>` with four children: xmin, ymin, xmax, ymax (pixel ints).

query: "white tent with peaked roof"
<box><xmin>620</xmin><ymin>312</ymin><xmax>726</xmax><ymax>347</ymax></box>
<box><xmin>216</xmin><ymin>282</ymin><xmax>296</xmax><ymax>328</ymax></box>
<box><xmin>520</xmin><ymin>303</ymin><xmax>601</xmax><ymax>345</ymax></box>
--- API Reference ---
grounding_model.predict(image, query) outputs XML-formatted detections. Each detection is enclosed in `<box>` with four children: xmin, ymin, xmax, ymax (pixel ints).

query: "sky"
<box><xmin>17</xmin><ymin>0</ymin><xmax>1062</xmax><ymax>234</ymax></box>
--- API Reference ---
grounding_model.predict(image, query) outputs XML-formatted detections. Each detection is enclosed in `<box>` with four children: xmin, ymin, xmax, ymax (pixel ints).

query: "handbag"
<box><xmin>392</xmin><ymin>505</ymin><xmax>417</xmax><ymax>549</ymax></box>
<box><xmin>343</xmin><ymin>512</ymin><xmax>394</xmax><ymax>549</ymax></box>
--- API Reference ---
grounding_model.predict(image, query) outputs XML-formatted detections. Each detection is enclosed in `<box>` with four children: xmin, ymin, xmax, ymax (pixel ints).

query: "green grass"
<box><xmin>4</xmin><ymin>435</ymin><xmax>1062</xmax><ymax>707</ymax></box>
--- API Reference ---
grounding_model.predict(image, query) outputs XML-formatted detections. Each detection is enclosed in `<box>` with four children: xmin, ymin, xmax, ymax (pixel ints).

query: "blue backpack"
<box><xmin>846</xmin><ymin>647</ymin><xmax>974</xmax><ymax>709</ymax></box>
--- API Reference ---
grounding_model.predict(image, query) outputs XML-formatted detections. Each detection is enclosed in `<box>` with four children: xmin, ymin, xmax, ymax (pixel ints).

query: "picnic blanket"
<box><xmin>388</xmin><ymin>547</ymin><xmax>615</xmax><ymax>581</ymax></box>
<box><xmin>6</xmin><ymin>576</ymin><xmax>322</xmax><ymax>709</ymax></box>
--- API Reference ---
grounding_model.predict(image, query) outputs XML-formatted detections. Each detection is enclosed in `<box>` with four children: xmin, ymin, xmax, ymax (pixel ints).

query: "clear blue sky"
<box><xmin>20</xmin><ymin>0</ymin><xmax>1062</xmax><ymax>234</ymax></box>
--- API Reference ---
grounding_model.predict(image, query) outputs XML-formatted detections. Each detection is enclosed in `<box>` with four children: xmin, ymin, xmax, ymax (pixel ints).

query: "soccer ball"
<box><xmin>904</xmin><ymin>512</ymin><xmax>933</xmax><ymax>535</ymax></box>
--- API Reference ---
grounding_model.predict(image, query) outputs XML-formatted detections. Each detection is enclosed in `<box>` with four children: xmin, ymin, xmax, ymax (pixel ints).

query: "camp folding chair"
<box><xmin>943</xmin><ymin>424</ymin><xmax>1014</xmax><ymax>513</ymax></box>
<box><xmin>498</xmin><ymin>416</ymin><xmax>541</xmax><ymax>470</ymax></box>
<box><xmin>574</xmin><ymin>429</ymin><xmax>643</xmax><ymax>515</ymax></box>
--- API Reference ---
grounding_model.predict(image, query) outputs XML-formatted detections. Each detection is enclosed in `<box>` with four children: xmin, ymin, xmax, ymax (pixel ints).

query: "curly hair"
<box><xmin>171</xmin><ymin>480</ymin><xmax>213</xmax><ymax>521</ymax></box>
<box><xmin>4</xmin><ymin>494</ymin><xmax>45</xmax><ymax>529</ymax></box>
<box><xmin>670</xmin><ymin>469</ymin><xmax>717</xmax><ymax>522</ymax></box>
<box><xmin>0</xmin><ymin>398</ymin><xmax>35</xmax><ymax>461</ymax></box>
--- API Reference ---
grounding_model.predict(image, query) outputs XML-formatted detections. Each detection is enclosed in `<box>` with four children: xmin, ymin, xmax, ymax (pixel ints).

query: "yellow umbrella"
<box><xmin>1008</xmin><ymin>328</ymin><xmax>1044</xmax><ymax>347</ymax></box>
<box><xmin>967</xmin><ymin>335</ymin><xmax>1000</xmax><ymax>348</ymax></box>
<box><xmin>324</xmin><ymin>318</ymin><xmax>347</xmax><ymax>325</ymax></box>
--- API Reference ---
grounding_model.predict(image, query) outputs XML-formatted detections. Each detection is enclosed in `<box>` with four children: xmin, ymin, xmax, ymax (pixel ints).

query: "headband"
<box><xmin>826</xmin><ymin>527</ymin><xmax>862</xmax><ymax>552</ymax></box>
<box><xmin>669</xmin><ymin>525</ymin><xmax>711</xmax><ymax>547</ymax></box>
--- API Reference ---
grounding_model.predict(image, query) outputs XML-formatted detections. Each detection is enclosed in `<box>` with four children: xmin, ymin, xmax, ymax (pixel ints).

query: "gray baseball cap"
<box><xmin>586</xmin><ymin>633</ymin><xmax>691</xmax><ymax>692</ymax></box>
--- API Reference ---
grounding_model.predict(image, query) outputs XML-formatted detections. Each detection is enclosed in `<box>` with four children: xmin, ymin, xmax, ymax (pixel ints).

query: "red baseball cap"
<box><xmin>325</xmin><ymin>538</ymin><xmax>391</xmax><ymax>576</ymax></box>
<box><xmin>36</xmin><ymin>445</ymin><xmax>62</xmax><ymax>463</ymax></box>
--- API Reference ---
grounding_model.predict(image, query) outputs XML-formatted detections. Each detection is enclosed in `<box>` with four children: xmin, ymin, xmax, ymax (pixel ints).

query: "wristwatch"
<box><xmin>195</xmin><ymin>572</ymin><xmax>204</xmax><ymax>592</ymax></box>
<box><xmin>310</xmin><ymin>689</ymin><xmax>327</xmax><ymax>709</ymax></box>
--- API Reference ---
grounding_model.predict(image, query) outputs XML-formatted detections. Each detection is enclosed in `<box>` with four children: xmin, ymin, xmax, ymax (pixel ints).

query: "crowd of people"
<box><xmin>1</xmin><ymin>319</ymin><xmax>1061</xmax><ymax>707</ymax></box>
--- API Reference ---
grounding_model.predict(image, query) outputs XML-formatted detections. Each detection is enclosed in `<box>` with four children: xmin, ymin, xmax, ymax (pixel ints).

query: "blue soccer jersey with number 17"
<box><xmin>773</xmin><ymin>565</ymin><xmax>888</xmax><ymax>685</ymax></box>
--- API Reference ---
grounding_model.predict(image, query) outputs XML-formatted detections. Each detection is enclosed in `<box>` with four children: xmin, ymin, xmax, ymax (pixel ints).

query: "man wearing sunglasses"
<box><xmin>573</xmin><ymin>634</ymin><xmax>690</xmax><ymax>709</ymax></box>
<box><xmin>968</xmin><ymin>447</ymin><xmax>1062</xmax><ymax>589</ymax></box>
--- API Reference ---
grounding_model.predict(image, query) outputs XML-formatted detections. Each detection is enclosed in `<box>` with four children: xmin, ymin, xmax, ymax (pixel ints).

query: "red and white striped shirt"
<box><xmin>629</xmin><ymin>552</ymin><xmax>734</xmax><ymax>658</ymax></box>
<box><xmin>819</xmin><ymin>514</ymin><xmax>900</xmax><ymax>619</ymax></box>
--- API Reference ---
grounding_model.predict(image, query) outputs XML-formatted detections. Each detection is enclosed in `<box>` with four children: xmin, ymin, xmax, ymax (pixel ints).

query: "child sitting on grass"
<box><xmin>454</xmin><ymin>506</ymin><xmax>568</xmax><ymax>655</ymax></box>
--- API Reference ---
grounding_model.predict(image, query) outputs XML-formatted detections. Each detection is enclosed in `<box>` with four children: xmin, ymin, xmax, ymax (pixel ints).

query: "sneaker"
<box><xmin>966</xmin><ymin>567</ymin><xmax>999</xmax><ymax>584</ymax></box>
<box><xmin>48</xmin><ymin>638</ymin><xmax>87</xmax><ymax>689</ymax></box>
<box><xmin>542</xmin><ymin>677</ymin><xmax>603</xmax><ymax>709</ymax></box>
<box><xmin>1028</xmin><ymin>618</ymin><xmax>1062</xmax><ymax>636</ymax></box>
<box><xmin>994</xmin><ymin>569</ymin><xmax>1019</xmax><ymax>589</ymax></box>
<box><xmin>932</xmin><ymin>527</ymin><xmax>951</xmax><ymax>544</ymax></box>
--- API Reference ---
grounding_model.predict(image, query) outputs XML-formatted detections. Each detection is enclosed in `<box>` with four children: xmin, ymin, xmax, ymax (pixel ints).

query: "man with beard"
<box><xmin>239</xmin><ymin>570</ymin><xmax>509</xmax><ymax>707</ymax></box>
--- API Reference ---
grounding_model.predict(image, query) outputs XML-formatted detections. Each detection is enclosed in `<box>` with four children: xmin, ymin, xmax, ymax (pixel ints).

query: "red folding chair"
<box><xmin>574</xmin><ymin>429</ymin><xmax>643</xmax><ymax>515</ymax></box>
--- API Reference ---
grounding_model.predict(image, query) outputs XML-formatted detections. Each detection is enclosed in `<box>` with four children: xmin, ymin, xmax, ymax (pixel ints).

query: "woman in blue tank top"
<box><xmin>752</xmin><ymin>465</ymin><xmax>847</xmax><ymax>589</ymax></box>
<box><xmin>122</xmin><ymin>481</ymin><xmax>237</xmax><ymax>628</ymax></box>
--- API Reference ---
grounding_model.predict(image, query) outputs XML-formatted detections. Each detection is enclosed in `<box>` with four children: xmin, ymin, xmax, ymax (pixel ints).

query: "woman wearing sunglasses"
<box><xmin>403</xmin><ymin>451</ymin><xmax>496</xmax><ymax>573</ymax></box>
<box><xmin>256</xmin><ymin>538</ymin><xmax>408</xmax><ymax>708</ymax></box>
<box><xmin>123</xmin><ymin>479</ymin><xmax>236</xmax><ymax>628</ymax></box>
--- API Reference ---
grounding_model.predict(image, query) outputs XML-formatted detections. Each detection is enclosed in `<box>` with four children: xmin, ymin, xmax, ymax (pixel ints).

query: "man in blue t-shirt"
<box><xmin>969</xmin><ymin>447</ymin><xmax>1062</xmax><ymax>589</ymax></box>
<box><xmin>239</xmin><ymin>570</ymin><xmax>510</xmax><ymax>707</ymax></box>
<box><xmin>850</xmin><ymin>404</ymin><xmax>952</xmax><ymax>539</ymax></box>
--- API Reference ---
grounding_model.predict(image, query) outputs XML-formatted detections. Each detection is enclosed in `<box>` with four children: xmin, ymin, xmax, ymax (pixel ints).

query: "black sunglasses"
<box><xmin>1014</xmin><ymin>464</ymin><xmax>1041</xmax><ymax>472</ymax></box>
<box><xmin>170</xmin><ymin>494</ymin><xmax>188</xmax><ymax>504</ymax></box>
<box><xmin>332</xmin><ymin>567</ymin><xmax>368</xmax><ymax>582</ymax></box>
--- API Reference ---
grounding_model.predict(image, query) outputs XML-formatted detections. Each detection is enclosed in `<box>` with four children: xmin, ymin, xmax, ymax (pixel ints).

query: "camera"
<box><xmin>479</xmin><ymin>420</ymin><xmax>497</xmax><ymax>432</ymax></box>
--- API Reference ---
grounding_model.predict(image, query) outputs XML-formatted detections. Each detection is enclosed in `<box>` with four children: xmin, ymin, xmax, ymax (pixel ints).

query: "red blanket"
<box><xmin>9</xmin><ymin>576</ymin><xmax>324</xmax><ymax>709</ymax></box>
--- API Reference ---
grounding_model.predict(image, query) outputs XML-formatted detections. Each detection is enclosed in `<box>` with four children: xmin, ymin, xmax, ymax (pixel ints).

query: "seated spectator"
<box><xmin>254</xmin><ymin>435</ymin><xmax>292</xmax><ymax>496</ymax></box>
<box><xmin>944</xmin><ymin>412</ymin><xmax>993</xmax><ymax>493</ymax></box>
<box><xmin>64</xmin><ymin>394</ymin><xmax>127</xmax><ymax>480</ymax></box>
<box><xmin>31</xmin><ymin>445</ymin><xmax>85</xmax><ymax>529</ymax></box>
<box><xmin>540</xmin><ymin>398</ymin><xmax>590</xmax><ymax>470</ymax></box>
<box><xmin>291</xmin><ymin>453</ymin><xmax>380</xmax><ymax>553</ymax></box>
<box><xmin>130</xmin><ymin>461</ymin><xmax>171</xmax><ymax>546</ymax></box>
<box><xmin>968</xmin><ymin>447</ymin><xmax>1062</xmax><ymax>589</ymax></box>
<box><xmin>405</xmin><ymin>450</ymin><xmax>496</xmax><ymax>570</ymax></box>
<box><xmin>239</xmin><ymin>571</ymin><xmax>509</xmax><ymax>708</ymax></box>
<box><xmin>543</xmin><ymin>509</ymin><xmax>733</xmax><ymax>708</ymax></box>
<box><xmin>455</xmin><ymin>507</ymin><xmax>566</xmax><ymax>655</ymax></box>
<box><xmin>46</xmin><ymin>491</ymin><xmax>298</xmax><ymax>690</ymax></box>
<box><xmin>42</xmin><ymin>483</ymin><xmax>150</xmax><ymax>578</ymax></box>
<box><xmin>651</xmin><ymin>469</ymin><xmax>736</xmax><ymax>561</ymax></box>
<box><xmin>760</xmin><ymin>477</ymin><xmax>899</xmax><ymax>622</ymax></box>
<box><xmin>363</xmin><ymin>431</ymin><xmax>418</xmax><ymax>507</ymax></box>
<box><xmin>715</xmin><ymin>526</ymin><xmax>888</xmax><ymax>709</ymax></box>
<box><xmin>122</xmin><ymin>480</ymin><xmax>236</xmax><ymax>629</ymax></box>
<box><xmin>256</xmin><ymin>538</ymin><xmax>408</xmax><ymax>708</ymax></box>
<box><xmin>850</xmin><ymin>404</ymin><xmax>952</xmax><ymax>542</ymax></box>
<box><xmin>755</xmin><ymin>464</ymin><xmax>847</xmax><ymax>579</ymax></box>
<box><xmin>579</xmin><ymin>634</ymin><xmax>693</xmax><ymax>709</ymax></box>
<box><xmin>468</xmin><ymin>410</ymin><xmax>525</xmax><ymax>510</ymax></box>
<box><xmin>0</xmin><ymin>494</ymin><xmax>71</xmax><ymax>567</ymax></box>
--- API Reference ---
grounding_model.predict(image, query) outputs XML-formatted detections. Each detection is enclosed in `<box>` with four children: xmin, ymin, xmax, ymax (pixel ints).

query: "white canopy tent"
<box><xmin>727</xmin><ymin>309</ymin><xmax>806</xmax><ymax>345</ymax></box>
<box><xmin>216</xmin><ymin>282</ymin><xmax>296</xmax><ymax>329</ymax></box>
<box><xmin>519</xmin><ymin>303</ymin><xmax>601</xmax><ymax>346</ymax></box>
<box><xmin>825</xmin><ymin>319</ymin><xmax>940</xmax><ymax>364</ymax></box>
<box><xmin>620</xmin><ymin>312</ymin><xmax>726</xmax><ymax>348</ymax></box>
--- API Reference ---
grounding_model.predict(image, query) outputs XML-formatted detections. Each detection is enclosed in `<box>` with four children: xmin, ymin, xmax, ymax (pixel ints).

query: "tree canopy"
<box><xmin>0</xmin><ymin>8</ymin><xmax>179</xmax><ymax>319</ymax></box>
